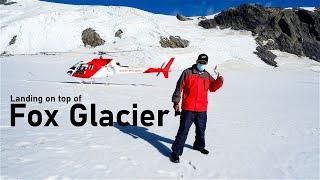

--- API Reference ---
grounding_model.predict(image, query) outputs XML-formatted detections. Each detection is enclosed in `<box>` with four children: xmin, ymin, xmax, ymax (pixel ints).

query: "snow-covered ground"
<box><xmin>1</xmin><ymin>0</ymin><xmax>319</xmax><ymax>179</ymax></box>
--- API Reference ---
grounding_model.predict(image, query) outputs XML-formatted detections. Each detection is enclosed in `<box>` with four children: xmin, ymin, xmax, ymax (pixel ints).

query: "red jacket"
<box><xmin>172</xmin><ymin>64</ymin><xmax>223</xmax><ymax>112</ymax></box>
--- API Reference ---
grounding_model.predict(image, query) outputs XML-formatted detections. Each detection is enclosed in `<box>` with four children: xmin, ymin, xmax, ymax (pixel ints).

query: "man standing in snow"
<box><xmin>170</xmin><ymin>54</ymin><xmax>224</xmax><ymax>163</ymax></box>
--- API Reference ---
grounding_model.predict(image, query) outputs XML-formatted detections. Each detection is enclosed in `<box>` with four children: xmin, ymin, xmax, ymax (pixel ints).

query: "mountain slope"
<box><xmin>0</xmin><ymin>0</ymin><xmax>274</xmax><ymax>69</ymax></box>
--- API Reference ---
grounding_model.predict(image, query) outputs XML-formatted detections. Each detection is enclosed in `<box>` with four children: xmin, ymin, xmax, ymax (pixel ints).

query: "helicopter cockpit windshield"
<box><xmin>67</xmin><ymin>61</ymin><xmax>86</xmax><ymax>75</ymax></box>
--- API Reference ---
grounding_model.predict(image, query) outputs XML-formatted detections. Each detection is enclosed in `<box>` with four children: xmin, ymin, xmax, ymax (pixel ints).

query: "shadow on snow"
<box><xmin>113</xmin><ymin>123</ymin><xmax>193</xmax><ymax>158</ymax></box>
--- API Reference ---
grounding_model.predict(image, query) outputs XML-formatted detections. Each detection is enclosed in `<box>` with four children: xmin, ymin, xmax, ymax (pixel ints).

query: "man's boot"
<box><xmin>193</xmin><ymin>146</ymin><xmax>209</xmax><ymax>154</ymax></box>
<box><xmin>170</xmin><ymin>152</ymin><xmax>180</xmax><ymax>163</ymax></box>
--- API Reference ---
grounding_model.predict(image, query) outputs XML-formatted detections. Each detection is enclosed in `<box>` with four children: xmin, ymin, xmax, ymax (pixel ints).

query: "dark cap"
<box><xmin>197</xmin><ymin>53</ymin><xmax>208</xmax><ymax>64</ymax></box>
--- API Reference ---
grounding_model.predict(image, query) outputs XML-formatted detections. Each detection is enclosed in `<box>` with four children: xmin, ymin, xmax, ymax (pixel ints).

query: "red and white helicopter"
<box><xmin>67</xmin><ymin>56</ymin><xmax>174</xmax><ymax>80</ymax></box>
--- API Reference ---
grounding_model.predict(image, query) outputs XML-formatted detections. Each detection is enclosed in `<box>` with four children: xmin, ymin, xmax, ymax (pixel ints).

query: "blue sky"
<box><xmin>42</xmin><ymin>0</ymin><xmax>319</xmax><ymax>16</ymax></box>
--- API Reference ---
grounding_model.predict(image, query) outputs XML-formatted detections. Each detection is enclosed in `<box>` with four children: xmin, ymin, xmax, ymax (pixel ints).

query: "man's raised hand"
<box><xmin>214</xmin><ymin>65</ymin><xmax>224</xmax><ymax>82</ymax></box>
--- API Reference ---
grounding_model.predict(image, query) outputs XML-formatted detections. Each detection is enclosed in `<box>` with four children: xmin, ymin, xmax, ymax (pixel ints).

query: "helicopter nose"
<box><xmin>67</xmin><ymin>70</ymin><xmax>73</xmax><ymax>76</ymax></box>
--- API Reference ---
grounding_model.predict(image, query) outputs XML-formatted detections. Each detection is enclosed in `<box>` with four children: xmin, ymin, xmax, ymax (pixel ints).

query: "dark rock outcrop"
<box><xmin>159</xmin><ymin>36</ymin><xmax>189</xmax><ymax>48</ymax></box>
<box><xmin>213</xmin><ymin>4</ymin><xmax>271</xmax><ymax>32</ymax></box>
<box><xmin>0</xmin><ymin>0</ymin><xmax>16</xmax><ymax>5</ymax></box>
<box><xmin>198</xmin><ymin>19</ymin><xmax>217</xmax><ymax>29</ymax></box>
<box><xmin>176</xmin><ymin>14</ymin><xmax>192</xmax><ymax>21</ymax></box>
<box><xmin>81</xmin><ymin>28</ymin><xmax>105</xmax><ymax>47</ymax></box>
<box><xmin>199</xmin><ymin>4</ymin><xmax>320</xmax><ymax>64</ymax></box>
<box><xmin>9</xmin><ymin>35</ymin><xmax>17</xmax><ymax>45</ymax></box>
<box><xmin>254</xmin><ymin>46</ymin><xmax>277</xmax><ymax>67</ymax></box>
<box><xmin>0</xmin><ymin>51</ymin><xmax>12</xmax><ymax>57</ymax></box>
<box><xmin>115</xmin><ymin>29</ymin><xmax>123</xmax><ymax>38</ymax></box>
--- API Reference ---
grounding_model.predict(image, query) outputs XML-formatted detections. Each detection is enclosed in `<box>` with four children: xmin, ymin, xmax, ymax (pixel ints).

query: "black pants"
<box><xmin>171</xmin><ymin>110</ymin><xmax>207</xmax><ymax>155</ymax></box>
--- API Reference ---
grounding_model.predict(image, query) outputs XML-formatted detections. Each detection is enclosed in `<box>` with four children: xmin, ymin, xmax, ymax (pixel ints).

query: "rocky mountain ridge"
<box><xmin>199</xmin><ymin>4</ymin><xmax>320</xmax><ymax>66</ymax></box>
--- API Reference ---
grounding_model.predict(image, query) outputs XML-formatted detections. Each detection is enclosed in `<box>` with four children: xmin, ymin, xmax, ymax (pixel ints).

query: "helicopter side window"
<box><xmin>89</xmin><ymin>65</ymin><xmax>94</xmax><ymax>70</ymax></box>
<box><xmin>79</xmin><ymin>64</ymin><xmax>88</xmax><ymax>70</ymax></box>
<box><xmin>74</xmin><ymin>64</ymin><xmax>88</xmax><ymax>74</ymax></box>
